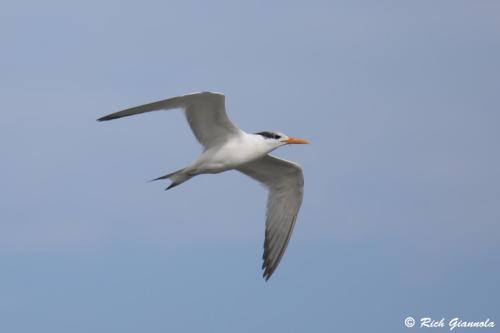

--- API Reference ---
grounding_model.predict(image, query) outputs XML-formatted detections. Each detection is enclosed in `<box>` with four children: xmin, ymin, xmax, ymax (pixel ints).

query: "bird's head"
<box><xmin>255</xmin><ymin>131</ymin><xmax>309</xmax><ymax>150</ymax></box>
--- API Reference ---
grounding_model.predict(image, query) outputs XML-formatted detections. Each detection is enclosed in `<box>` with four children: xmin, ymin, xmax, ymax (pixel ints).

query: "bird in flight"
<box><xmin>98</xmin><ymin>92</ymin><xmax>309</xmax><ymax>280</ymax></box>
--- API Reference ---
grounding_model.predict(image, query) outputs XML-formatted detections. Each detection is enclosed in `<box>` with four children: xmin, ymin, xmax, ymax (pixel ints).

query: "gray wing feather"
<box><xmin>237</xmin><ymin>154</ymin><xmax>304</xmax><ymax>280</ymax></box>
<box><xmin>98</xmin><ymin>92</ymin><xmax>241</xmax><ymax>148</ymax></box>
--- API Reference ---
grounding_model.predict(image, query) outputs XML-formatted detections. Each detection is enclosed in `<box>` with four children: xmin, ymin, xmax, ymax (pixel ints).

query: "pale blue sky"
<box><xmin>1</xmin><ymin>1</ymin><xmax>499</xmax><ymax>332</ymax></box>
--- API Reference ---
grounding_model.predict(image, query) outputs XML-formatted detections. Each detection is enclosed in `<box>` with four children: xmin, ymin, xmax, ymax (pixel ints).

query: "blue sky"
<box><xmin>1</xmin><ymin>1</ymin><xmax>499</xmax><ymax>332</ymax></box>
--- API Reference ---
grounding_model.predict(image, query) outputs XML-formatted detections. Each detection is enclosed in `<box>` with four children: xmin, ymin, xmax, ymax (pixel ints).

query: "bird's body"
<box><xmin>98</xmin><ymin>92</ymin><xmax>308</xmax><ymax>280</ymax></box>
<box><xmin>182</xmin><ymin>133</ymin><xmax>280</xmax><ymax>174</ymax></box>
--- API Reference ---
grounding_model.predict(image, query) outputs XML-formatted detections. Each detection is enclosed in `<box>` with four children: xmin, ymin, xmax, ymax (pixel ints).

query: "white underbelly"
<box><xmin>193</xmin><ymin>136</ymin><xmax>267</xmax><ymax>174</ymax></box>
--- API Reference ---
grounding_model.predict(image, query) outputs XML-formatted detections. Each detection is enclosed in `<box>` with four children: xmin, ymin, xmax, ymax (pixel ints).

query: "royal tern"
<box><xmin>98</xmin><ymin>92</ymin><xmax>309</xmax><ymax>280</ymax></box>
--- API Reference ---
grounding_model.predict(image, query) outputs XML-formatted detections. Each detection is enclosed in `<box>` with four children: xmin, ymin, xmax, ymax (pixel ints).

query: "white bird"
<box><xmin>98</xmin><ymin>92</ymin><xmax>309</xmax><ymax>280</ymax></box>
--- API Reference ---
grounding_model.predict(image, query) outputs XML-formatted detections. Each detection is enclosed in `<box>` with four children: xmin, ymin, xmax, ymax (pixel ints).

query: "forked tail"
<box><xmin>151</xmin><ymin>168</ymin><xmax>193</xmax><ymax>190</ymax></box>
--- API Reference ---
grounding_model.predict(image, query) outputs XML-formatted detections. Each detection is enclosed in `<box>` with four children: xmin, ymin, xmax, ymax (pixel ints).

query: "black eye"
<box><xmin>274</xmin><ymin>134</ymin><xmax>281</xmax><ymax>139</ymax></box>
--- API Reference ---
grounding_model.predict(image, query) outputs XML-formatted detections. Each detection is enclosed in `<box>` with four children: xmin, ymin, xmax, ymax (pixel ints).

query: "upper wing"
<box><xmin>236</xmin><ymin>154</ymin><xmax>304</xmax><ymax>280</ymax></box>
<box><xmin>98</xmin><ymin>92</ymin><xmax>242</xmax><ymax>149</ymax></box>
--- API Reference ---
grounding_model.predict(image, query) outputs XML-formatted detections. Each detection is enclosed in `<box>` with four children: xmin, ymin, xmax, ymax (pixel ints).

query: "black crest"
<box><xmin>256</xmin><ymin>131</ymin><xmax>281</xmax><ymax>140</ymax></box>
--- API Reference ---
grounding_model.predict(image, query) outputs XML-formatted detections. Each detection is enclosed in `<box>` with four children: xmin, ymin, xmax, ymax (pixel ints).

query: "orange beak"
<box><xmin>285</xmin><ymin>137</ymin><xmax>310</xmax><ymax>144</ymax></box>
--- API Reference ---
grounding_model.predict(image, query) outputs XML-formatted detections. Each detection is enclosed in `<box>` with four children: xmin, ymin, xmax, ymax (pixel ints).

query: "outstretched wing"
<box><xmin>237</xmin><ymin>154</ymin><xmax>304</xmax><ymax>280</ymax></box>
<box><xmin>98</xmin><ymin>92</ymin><xmax>242</xmax><ymax>149</ymax></box>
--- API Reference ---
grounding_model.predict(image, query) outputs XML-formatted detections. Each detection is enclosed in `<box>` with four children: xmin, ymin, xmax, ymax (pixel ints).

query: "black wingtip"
<box><xmin>262</xmin><ymin>260</ymin><xmax>273</xmax><ymax>281</ymax></box>
<box><xmin>97</xmin><ymin>115</ymin><xmax>110</xmax><ymax>122</ymax></box>
<box><xmin>262</xmin><ymin>263</ymin><xmax>273</xmax><ymax>280</ymax></box>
